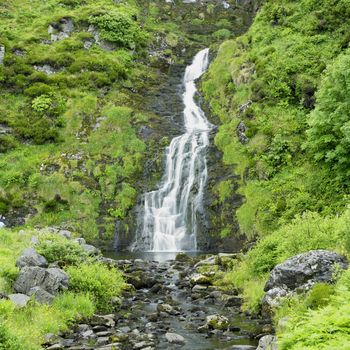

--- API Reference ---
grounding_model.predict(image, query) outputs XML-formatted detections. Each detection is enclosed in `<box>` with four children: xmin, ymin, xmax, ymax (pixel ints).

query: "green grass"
<box><xmin>0</xmin><ymin>227</ymin><xmax>125</xmax><ymax>349</ymax></box>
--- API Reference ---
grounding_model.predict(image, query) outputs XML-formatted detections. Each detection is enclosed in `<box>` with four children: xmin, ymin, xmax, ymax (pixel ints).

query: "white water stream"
<box><xmin>132</xmin><ymin>48</ymin><xmax>213</xmax><ymax>252</ymax></box>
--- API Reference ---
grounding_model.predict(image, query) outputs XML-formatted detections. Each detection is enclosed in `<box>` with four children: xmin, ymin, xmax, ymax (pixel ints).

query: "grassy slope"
<box><xmin>202</xmin><ymin>0</ymin><xmax>350</xmax><ymax>348</ymax></box>
<box><xmin>0</xmin><ymin>0</ymin><xmax>155</xmax><ymax>242</ymax></box>
<box><xmin>0</xmin><ymin>0</ymin><xmax>251</xmax><ymax>246</ymax></box>
<box><xmin>0</xmin><ymin>227</ymin><xmax>125</xmax><ymax>349</ymax></box>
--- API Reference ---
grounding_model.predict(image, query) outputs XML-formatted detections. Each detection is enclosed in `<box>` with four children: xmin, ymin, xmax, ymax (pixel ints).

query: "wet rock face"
<box><xmin>49</xmin><ymin>254</ymin><xmax>264</xmax><ymax>349</ymax></box>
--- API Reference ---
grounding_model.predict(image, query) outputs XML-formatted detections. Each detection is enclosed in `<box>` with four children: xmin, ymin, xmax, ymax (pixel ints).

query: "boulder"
<box><xmin>265</xmin><ymin>250</ymin><xmax>348</xmax><ymax>292</ymax></box>
<box><xmin>175</xmin><ymin>252</ymin><xmax>192</xmax><ymax>263</ymax></box>
<box><xmin>229</xmin><ymin>346</ymin><xmax>256</xmax><ymax>350</ymax></box>
<box><xmin>200</xmin><ymin>314</ymin><xmax>229</xmax><ymax>331</ymax></box>
<box><xmin>81</xmin><ymin>243</ymin><xmax>99</xmax><ymax>255</ymax></box>
<box><xmin>165</xmin><ymin>332</ymin><xmax>185</xmax><ymax>345</ymax></box>
<box><xmin>194</xmin><ymin>255</ymin><xmax>217</xmax><ymax>268</ymax></box>
<box><xmin>8</xmin><ymin>293</ymin><xmax>30</xmax><ymax>308</ymax></box>
<box><xmin>190</xmin><ymin>273</ymin><xmax>211</xmax><ymax>286</ymax></box>
<box><xmin>28</xmin><ymin>286</ymin><xmax>55</xmax><ymax>304</ymax></box>
<box><xmin>157</xmin><ymin>303</ymin><xmax>179</xmax><ymax>315</ymax></box>
<box><xmin>14</xmin><ymin>266</ymin><xmax>69</xmax><ymax>295</ymax></box>
<box><xmin>256</xmin><ymin>335</ymin><xmax>278</xmax><ymax>350</ymax></box>
<box><xmin>16</xmin><ymin>248</ymin><xmax>48</xmax><ymax>268</ymax></box>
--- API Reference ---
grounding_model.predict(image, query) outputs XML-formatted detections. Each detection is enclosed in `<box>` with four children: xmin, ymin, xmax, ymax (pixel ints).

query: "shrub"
<box><xmin>305</xmin><ymin>51</ymin><xmax>350</xmax><ymax>185</ymax></box>
<box><xmin>36</xmin><ymin>233</ymin><xmax>88</xmax><ymax>266</ymax></box>
<box><xmin>67</xmin><ymin>262</ymin><xmax>125</xmax><ymax>310</ymax></box>
<box><xmin>89</xmin><ymin>12</ymin><xmax>148</xmax><ymax>49</ymax></box>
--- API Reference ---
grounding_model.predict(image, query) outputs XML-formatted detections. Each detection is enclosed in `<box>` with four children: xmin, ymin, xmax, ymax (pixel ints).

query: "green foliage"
<box><xmin>0</xmin><ymin>323</ymin><xmax>22</xmax><ymax>350</ymax></box>
<box><xmin>305</xmin><ymin>51</ymin><xmax>350</xmax><ymax>185</ymax></box>
<box><xmin>277</xmin><ymin>269</ymin><xmax>350</xmax><ymax>350</ymax></box>
<box><xmin>67</xmin><ymin>262</ymin><xmax>125</xmax><ymax>310</ymax></box>
<box><xmin>0</xmin><ymin>293</ymin><xmax>94</xmax><ymax>350</ymax></box>
<box><xmin>36</xmin><ymin>233</ymin><xmax>89</xmax><ymax>265</ymax></box>
<box><xmin>89</xmin><ymin>12</ymin><xmax>148</xmax><ymax>49</ymax></box>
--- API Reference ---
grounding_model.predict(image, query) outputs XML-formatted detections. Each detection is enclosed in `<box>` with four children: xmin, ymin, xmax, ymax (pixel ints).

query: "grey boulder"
<box><xmin>28</xmin><ymin>286</ymin><xmax>55</xmax><ymax>304</ymax></box>
<box><xmin>265</xmin><ymin>250</ymin><xmax>348</xmax><ymax>292</ymax></box>
<box><xmin>14</xmin><ymin>266</ymin><xmax>69</xmax><ymax>295</ymax></box>
<box><xmin>256</xmin><ymin>335</ymin><xmax>278</xmax><ymax>350</ymax></box>
<box><xmin>165</xmin><ymin>332</ymin><xmax>185</xmax><ymax>344</ymax></box>
<box><xmin>8</xmin><ymin>293</ymin><xmax>30</xmax><ymax>308</ymax></box>
<box><xmin>16</xmin><ymin>248</ymin><xmax>48</xmax><ymax>268</ymax></box>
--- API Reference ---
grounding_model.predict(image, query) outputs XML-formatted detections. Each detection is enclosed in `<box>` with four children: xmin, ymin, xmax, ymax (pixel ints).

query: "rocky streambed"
<box><xmin>44</xmin><ymin>253</ymin><xmax>270</xmax><ymax>350</ymax></box>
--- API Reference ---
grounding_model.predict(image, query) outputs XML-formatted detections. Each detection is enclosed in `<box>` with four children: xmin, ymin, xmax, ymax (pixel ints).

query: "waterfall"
<box><xmin>132</xmin><ymin>48</ymin><xmax>213</xmax><ymax>252</ymax></box>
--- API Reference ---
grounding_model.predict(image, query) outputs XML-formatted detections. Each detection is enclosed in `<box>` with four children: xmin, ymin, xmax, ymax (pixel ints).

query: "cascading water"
<box><xmin>132</xmin><ymin>48</ymin><xmax>213</xmax><ymax>252</ymax></box>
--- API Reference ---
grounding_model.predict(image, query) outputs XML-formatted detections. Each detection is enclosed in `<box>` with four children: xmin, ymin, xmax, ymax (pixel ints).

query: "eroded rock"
<box><xmin>16</xmin><ymin>247</ymin><xmax>48</xmax><ymax>268</ymax></box>
<box><xmin>14</xmin><ymin>266</ymin><xmax>69</xmax><ymax>295</ymax></box>
<box><xmin>265</xmin><ymin>250</ymin><xmax>348</xmax><ymax>292</ymax></box>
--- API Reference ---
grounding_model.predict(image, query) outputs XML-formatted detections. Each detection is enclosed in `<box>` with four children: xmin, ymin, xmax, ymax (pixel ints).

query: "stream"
<box><xmin>46</xmin><ymin>253</ymin><xmax>263</xmax><ymax>350</ymax></box>
<box><xmin>45</xmin><ymin>51</ymin><xmax>264</xmax><ymax>350</ymax></box>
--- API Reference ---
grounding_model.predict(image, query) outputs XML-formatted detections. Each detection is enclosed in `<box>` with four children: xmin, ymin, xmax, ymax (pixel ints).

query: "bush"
<box><xmin>36</xmin><ymin>233</ymin><xmax>88</xmax><ymax>266</ymax></box>
<box><xmin>305</xmin><ymin>51</ymin><xmax>350</xmax><ymax>185</ymax></box>
<box><xmin>89</xmin><ymin>12</ymin><xmax>148</xmax><ymax>49</ymax></box>
<box><xmin>67</xmin><ymin>262</ymin><xmax>125</xmax><ymax>310</ymax></box>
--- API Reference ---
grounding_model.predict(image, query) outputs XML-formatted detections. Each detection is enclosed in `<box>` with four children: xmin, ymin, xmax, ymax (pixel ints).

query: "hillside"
<box><xmin>1</xmin><ymin>0</ymin><xmax>350</xmax><ymax>349</ymax></box>
<box><xmin>203</xmin><ymin>0</ymin><xmax>350</xmax><ymax>349</ymax></box>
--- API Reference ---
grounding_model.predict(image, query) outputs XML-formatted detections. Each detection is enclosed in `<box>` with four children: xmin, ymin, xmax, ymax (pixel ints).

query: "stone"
<box><xmin>192</xmin><ymin>284</ymin><xmax>207</xmax><ymax>293</ymax></box>
<box><xmin>96</xmin><ymin>336</ymin><xmax>110</xmax><ymax>346</ymax></box>
<box><xmin>229</xmin><ymin>346</ymin><xmax>256</xmax><ymax>350</ymax></box>
<box><xmin>224</xmin><ymin>296</ymin><xmax>243</xmax><ymax>307</ymax></box>
<box><xmin>175</xmin><ymin>252</ymin><xmax>192</xmax><ymax>263</ymax></box>
<box><xmin>28</xmin><ymin>286</ymin><xmax>55</xmax><ymax>304</ymax></box>
<box><xmin>262</xmin><ymin>287</ymin><xmax>288</xmax><ymax>315</ymax></box>
<box><xmin>58</xmin><ymin>230</ymin><xmax>72</xmax><ymax>239</ymax></box>
<box><xmin>46</xmin><ymin>344</ymin><xmax>64</xmax><ymax>350</ymax></box>
<box><xmin>190</xmin><ymin>273</ymin><xmax>211</xmax><ymax>286</ymax></box>
<box><xmin>194</xmin><ymin>255</ymin><xmax>217</xmax><ymax>268</ymax></box>
<box><xmin>48</xmin><ymin>18</ymin><xmax>74</xmax><ymax>42</ymax></box>
<box><xmin>265</xmin><ymin>250</ymin><xmax>348</xmax><ymax>292</ymax></box>
<box><xmin>204</xmin><ymin>314</ymin><xmax>229</xmax><ymax>331</ymax></box>
<box><xmin>236</xmin><ymin>121</ymin><xmax>249</xmax><ymax>144</ymax></box>
<box><xmin>16</xmin><ymin>247</ymin><xmax>48</xmax><ymax>268</ymax></box>
<box><xmin>34</xmin><ymin>64</ymin><xmax>61</xmax><ymax>75</ymax></box>
<box><xmin>8</xmin><ymin>293</ymin><xmax>30</xmax><ymax>308</ymax></box>
<box><xmin>165</xmin><ymin>332</ymin><xmax>185</xmax><ymax>345</ymax></box>
<box><xmin>81</xmin><ymin>243</ymin><xmax>99</xmax><ymax>255</ymax></box>
<box><xmin>156</xmin><ymin>303</ymin><xmax>178</xmax><ymax>315</ymax></box>
<box><xmin>73</xmin><ymin>237</ymin><xmax>86</xmax><ymax>245</ymax></box>
<box><xmin>256</xmin><ymin>335</ymin><xmax>278</xmax><ymax>350</ymax></box>
<box><xmin>31</xmin><ymin>235</ymin><xmax>39</xmax><ymax>245</ymax></box>
<box><xmin>14</xmin><ymin>266</ymin><xmax>69</xmax><ymax>295</ymax></box>
<box><xmin>91</xmin><ymin>314</ymin><xmax>115</xmax><ymax>328</ymax></box>
<box><xmin>0</xmin><ymin>45</ymin><xmax>4</xmax><ymax>65</ymax></box>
